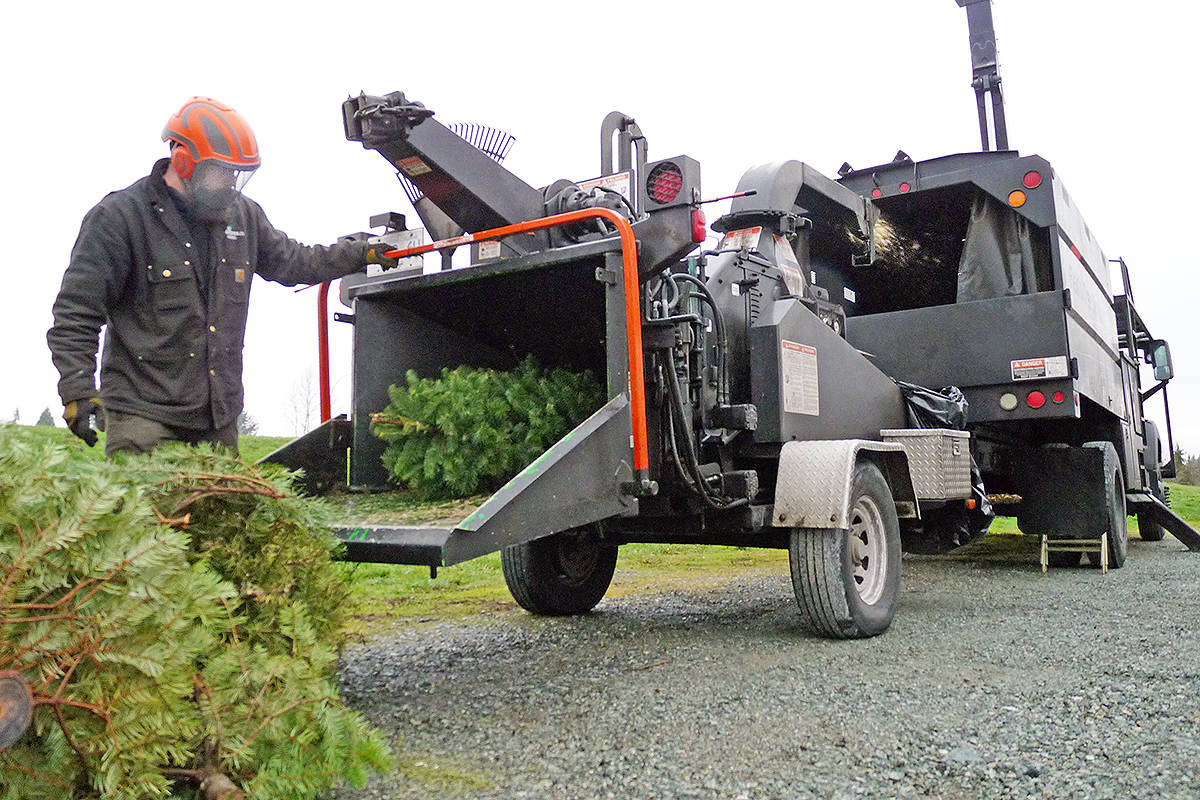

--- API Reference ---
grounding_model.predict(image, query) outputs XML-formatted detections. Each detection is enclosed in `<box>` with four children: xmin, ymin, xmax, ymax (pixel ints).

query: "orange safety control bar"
<box><xmin>385</xmin><ymin>208</ymin><xmax>651</xmax><ymax>490</ymax></box>
<box><xmin>317</xmin><ymin>208</ymin><xmax>652</xmax><ymax>490</ymax></box>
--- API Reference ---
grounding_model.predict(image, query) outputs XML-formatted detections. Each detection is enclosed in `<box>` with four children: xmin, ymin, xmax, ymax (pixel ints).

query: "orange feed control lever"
<box><xmin>376</xmin><ymin>208</ymin><xmax>655</xmax><ymax>495</ymax></box>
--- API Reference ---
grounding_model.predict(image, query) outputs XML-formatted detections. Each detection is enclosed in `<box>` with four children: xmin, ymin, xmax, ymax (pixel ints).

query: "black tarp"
<box><xmin>895</xmin><ymin>381</ymin><xmax>994</xmax><ymax>553</ymax></box>
<box><xmin>956</xmin><ymin>191</ymin><xmax>1038</xmax><ymax>302</ymax></box>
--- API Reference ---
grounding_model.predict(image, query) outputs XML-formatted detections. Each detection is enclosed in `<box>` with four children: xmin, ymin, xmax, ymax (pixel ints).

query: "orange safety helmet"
<box><xmin>162</xmin><ymin>97</ymin><xmax>260</xmax><ymax>178</ymax></box>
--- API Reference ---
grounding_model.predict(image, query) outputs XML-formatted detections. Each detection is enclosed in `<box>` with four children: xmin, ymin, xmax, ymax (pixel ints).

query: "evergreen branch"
<box><xmin>33</xmin><ymin>694</ymin><xmax>111</xmax><ymax>720</ymax></box>
<box><xmin>51</xmin><ymin>701</ymin><xmax>91</xmax><ymax>775</ymax></box>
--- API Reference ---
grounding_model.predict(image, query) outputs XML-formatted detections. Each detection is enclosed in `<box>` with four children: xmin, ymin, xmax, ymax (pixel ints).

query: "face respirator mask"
<box><xmin>183</xmin><ymin>160</ymin><xmax>255</xmax><ymax>222</ymax></box>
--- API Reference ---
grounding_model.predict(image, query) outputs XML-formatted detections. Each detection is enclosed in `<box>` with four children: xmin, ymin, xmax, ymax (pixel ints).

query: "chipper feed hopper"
<box><xmin>267</xmin><ymin>91</ymin><xmax>981</xmax><ymax>640</ymax></box>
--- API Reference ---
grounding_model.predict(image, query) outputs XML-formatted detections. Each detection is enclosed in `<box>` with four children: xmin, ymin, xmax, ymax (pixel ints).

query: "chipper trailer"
<box><xmin>266</xmin><ymin>0</ymin><xmax>1199</xmax><ymax>639</ymax></box>
<box><xmin>265</xmin><ymin>89</ymin><xmax>991</xmax><ymax>640</ymax></box>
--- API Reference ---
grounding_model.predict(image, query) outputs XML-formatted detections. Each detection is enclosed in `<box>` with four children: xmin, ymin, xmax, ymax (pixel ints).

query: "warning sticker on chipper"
<box><xmin>781</xmin><ymin>340</ymin><xmax>819</xmax><ymax>416</ymax></box>
<box><xmin>397</xmin><ymin>156</ymin><xmax>432</xmax><ymax>176</ymax></box>
<box><xmin>1011</xmin><ymin>356</ymin><xmax>1069</xmax><ymax>381</ymax></box>
<box><xmin>720</xmin><ymin>226</ymin><xmax>762</xmax><ymax>253</ymax></box>
<box><xmin>578</xmin><ymin>172</ymin><xmax>631</xmax><ymax>202</ymax></box>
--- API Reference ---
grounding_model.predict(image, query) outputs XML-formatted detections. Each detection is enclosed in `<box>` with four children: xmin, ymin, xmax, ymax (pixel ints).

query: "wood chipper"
<box><xmin>264</xmin><ymin>0</ymin><xmax>1198</xmax><ymax>639</ymax></box>
<box><xmin>264</xmin><ymin>86</ymin><xmax>986</xmax><ymax>640</ymax></box>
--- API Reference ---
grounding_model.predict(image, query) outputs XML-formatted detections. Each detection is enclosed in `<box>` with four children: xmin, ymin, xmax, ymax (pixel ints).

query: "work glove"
<box><xmin>63</xmin><ymin>397</ymin><xmax>103</xmax><ymax>447</ymax></box>
<box><xmin>364</xmin><ymin>241</ymin><xmax>401</xmax><ymax>269</ymax></box>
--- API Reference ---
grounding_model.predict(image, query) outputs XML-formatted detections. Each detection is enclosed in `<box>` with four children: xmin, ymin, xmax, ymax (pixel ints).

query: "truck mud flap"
<box><xmin>1126</xmin><ymin>492</ymin><xmax>1200</xmax><ymax>551</ymax></box>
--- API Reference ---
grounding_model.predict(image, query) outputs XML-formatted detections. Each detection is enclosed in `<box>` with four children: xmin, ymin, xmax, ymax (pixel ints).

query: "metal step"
<box><xmin>334</xmin><ymin>526</ymin><xmax>452</xmax><ymax>566</ymax></box>
<box><xmin>1126</xmin><ymin>492</ymin><xmax>1200</xmax><ymax>551</ymax></box>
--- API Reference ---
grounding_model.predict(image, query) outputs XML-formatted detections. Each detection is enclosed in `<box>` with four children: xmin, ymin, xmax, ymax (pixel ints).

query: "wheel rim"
<box><xmin>849</xmin><ymin>494</ymin><xmax>888</xmax><ymax>605</ymax></box>
<box><xmin>556</xmin><ymin>530</ymin><xmax>601</xmax><ymax>586</ymax></box>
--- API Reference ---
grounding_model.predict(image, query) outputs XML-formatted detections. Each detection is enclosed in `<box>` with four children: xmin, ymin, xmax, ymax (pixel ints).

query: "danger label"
<box><xmin>578</xmin><ymin>172</ymin><xmax>632</xmax><ymax>202</ymax></box>
<box><xmin>478</xmin><ymin>240</ymin><xmax>501</xmax><ymax>260</ymax></box>
<box><xmin>1011</xmin><ymin>356</ymin><xmax>1069</xmax><ymax>381</ymax></box>
<box><xmin>720</xmin><ymin>226</ymin><xmax>762</xmax><ymax>253</ymax></box>
<box><xmin>398</xmin><ymin>156</ymin><xmax>432</xmax><ymax>176</ymax></box>
<box><xmin>781</xmin><ymin>340</ymin><xmax>819</xmax><ymax>416</ymax></box>
<box><xmin>774</xmin><ymin>235</ymin><xmax>805</xmax><ymax>297</ymax></box>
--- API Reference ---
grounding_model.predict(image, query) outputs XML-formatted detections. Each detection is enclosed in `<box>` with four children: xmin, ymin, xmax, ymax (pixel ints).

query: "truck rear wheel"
<box><xmin>1083</xmin><ymin>441</ymin><xmax>1128</xmax><ymax>569</ymax></box>
<box><xmin>501</xmin><ymin>526</ymin><xmax>617</xmax><ymax>616</ymax></box>
<box><xmin>789</xmin><ymin>461</ymin><xmax>901</xmax><ymax>639</ymax></box>
<box><xmin>1138</xmin><ymin>482</ymin><xmax>1169</xmax><ymax>543</ymax></box>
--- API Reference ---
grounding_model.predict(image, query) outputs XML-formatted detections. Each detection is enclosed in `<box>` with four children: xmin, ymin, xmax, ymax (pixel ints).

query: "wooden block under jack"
<box><xmin>1041</xmin><ymin>533</ymin><xmax>1108</xmax><ymax>574</ymax></box>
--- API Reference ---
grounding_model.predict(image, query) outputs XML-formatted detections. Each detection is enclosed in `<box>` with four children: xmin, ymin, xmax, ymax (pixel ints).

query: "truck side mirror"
<box><xmin>1151</xmin><ymin>341</ymin><xmax>1174</xmax><ymax>382</ymax></box>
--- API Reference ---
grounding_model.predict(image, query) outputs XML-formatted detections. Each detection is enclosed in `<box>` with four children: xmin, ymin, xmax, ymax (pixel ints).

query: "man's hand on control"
<box><xmin>364</xmin><ymin>241</ymin><xmax>400</xmax><ymax>269</ymax></box>
<box><xmin>63</xmin><ymin>397</ymin><xmax>103</xmax><ymax>447</ymax></box>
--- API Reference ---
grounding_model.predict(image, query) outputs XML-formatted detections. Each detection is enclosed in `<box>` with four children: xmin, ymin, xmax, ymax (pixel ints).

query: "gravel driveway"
<box><xmin>332</xmin><ymin>535</ymin><xmax>1200</xmax><ymax>799</ymax></box>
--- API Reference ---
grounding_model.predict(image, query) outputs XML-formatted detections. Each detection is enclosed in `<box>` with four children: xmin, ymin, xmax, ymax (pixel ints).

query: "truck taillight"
<box><xmin>1023</xmin><ymin>170</ymin><xmax>1042</xmax><ymax>189</ymax></box>
<box><xmin>1026</xmin><ymin>390</ymin><xmax>1046</xmax><ymax>409</ymax></box>
<box><xmin>1008</xmin><ymin>190</ymin><xmax>1027</xmax><ymax>207</ymax></box>
<box><xmin>871</xmin><ymin>188</ymin><xmax>883</xmax><ymax>199</ymax></box>
<box><xmin>647</xmin><ymin>162</ymin><xmax>684</xmax><ymax>205</ymax></box>
<box><xmin>899</xmin><ymin>182</ymin><xmax>911</xmax><ymax>193</ymax></box>
<box><xmin>691</xmin><ymin>208</ymin><xmax>707</xmax><ymax>243</ymax></box>
<box><xmin>1052</xmin><ymin>391</ymin><xmax>1065</xmax><ymax>404</ymax></box>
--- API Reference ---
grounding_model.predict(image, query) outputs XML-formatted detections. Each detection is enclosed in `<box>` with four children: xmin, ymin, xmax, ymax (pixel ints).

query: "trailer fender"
<box><xmin>772</xmin><ymin>440</ymin><xmax>918</xmax><ymax>529</ymax></box>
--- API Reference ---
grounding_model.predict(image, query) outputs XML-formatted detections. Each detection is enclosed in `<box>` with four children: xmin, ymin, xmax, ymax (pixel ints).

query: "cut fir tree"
<box><xmin>372</xmin><ymin>356</ymin><xmax>605</xmax><ymax>498</ymax></box>
<box><xmin>0</xmin><ymin>425</ymin><xmax>390</xmax><ymax>800</ymax></box>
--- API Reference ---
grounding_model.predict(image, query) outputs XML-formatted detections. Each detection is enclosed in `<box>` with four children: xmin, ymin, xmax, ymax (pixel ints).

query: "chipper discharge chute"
<box><xmin>265</xmin><ymin>90</ymin><xmax>983</xmax><ymax>639</ymax></box>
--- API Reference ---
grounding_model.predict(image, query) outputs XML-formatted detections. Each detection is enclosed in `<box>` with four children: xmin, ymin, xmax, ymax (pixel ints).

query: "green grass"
<box><xmin>11</xmin><ymin>424</ymin><xmax>1200</xmax><ymax>632</ymax></box>
<box><xmin>4</xmin><ymin>424</ymin><xmax>292</xmax><ymax>463</ymax></box>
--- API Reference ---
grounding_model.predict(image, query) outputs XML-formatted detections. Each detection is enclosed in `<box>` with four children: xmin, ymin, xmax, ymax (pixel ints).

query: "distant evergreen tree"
<box><xmin>35</xmin><ymin>407</ymin><xmax>54</xmax><ymax>426</ymax></box>
<box><xmin>237</xmin><ymin>411</ymin><xmax>260</xmax><ymax>436</ymax></box>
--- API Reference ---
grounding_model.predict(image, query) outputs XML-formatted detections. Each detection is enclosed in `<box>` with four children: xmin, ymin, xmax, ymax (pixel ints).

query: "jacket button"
<box><xmin>162</xmin><ymin>269</ymin><xmax>172</xmax><ymax>277</ymax></box>
<box><xmin>184</xmin><ymin>260</ymin><xmax>190</xmax><ymax>266</ymax></box>
<box><xmin>185</xmin><ymin>242</ymin><xmax>192</xmax><ymax>248</ymax></box>
<box><xmin>209</xmin><ymin>369</ymin><xmax>216</xmax><ymax>376</ymax></box>
<box><xmin>209</xmin><ymin>325</ymin><xmax>216</xmax><ymax>333</ymax></box>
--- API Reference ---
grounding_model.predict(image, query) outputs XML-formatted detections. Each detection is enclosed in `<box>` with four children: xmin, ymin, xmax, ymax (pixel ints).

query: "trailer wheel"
<box><xmin>789</xmin><ymin>461</ymin><xmax>901</xmax><ymax>639</ymax></box>
<box><xmin>1082</xmin><ymin>441</ymin><xmax>1128</xmax><ymax>569</ymax></box>
<box><xmin>501</xmin><ymin>525</ymin><xmax>618</xmax><ymax>616</ymax></box>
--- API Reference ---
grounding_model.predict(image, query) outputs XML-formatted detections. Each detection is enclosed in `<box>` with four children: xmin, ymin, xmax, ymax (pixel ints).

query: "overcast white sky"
<box><xmin>3</xmin><ymin>1</ymin><xmax>1197</xmax><ymax>452</ymax></box>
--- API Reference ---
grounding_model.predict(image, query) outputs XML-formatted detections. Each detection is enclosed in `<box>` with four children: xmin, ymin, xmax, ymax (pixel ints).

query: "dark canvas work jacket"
<box><xmin>48</xmin><ymin>159</ymin><xmax>368</xmax><ymax>430</ymax></box>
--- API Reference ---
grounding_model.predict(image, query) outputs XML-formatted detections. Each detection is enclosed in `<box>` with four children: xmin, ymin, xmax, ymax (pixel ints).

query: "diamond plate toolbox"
<box><xmin>879</xmin><ymin>428</ymin><xmax>971</xmax><ymax>500</ymax></box>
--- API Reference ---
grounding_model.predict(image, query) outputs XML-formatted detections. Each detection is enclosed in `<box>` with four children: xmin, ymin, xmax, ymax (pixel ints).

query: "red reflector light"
<box><xmin>967</xmin><ymin>498</ymin><xmax>977</xmax><ymax>511</ymax></box>
<box><xmin>647</xmin><ymin>162</ymin><xmax>684</xmax><ymax>205</ymax></box>
<box><xmin>691</xmin><ymin>208</ymin><xmax>707</xmax><ymax>243</ymax></box>
<box><xmin>1026</xmin><ymin>390</ymin><xmax>1046</xmax><ymax>409</ymax></box>
<box><xmin>899</xmin><ymin>182</ymin><xmax>911</xmax><ymax>193</ymax></box>
<box><xmin>1052</xmin><ymin>391</ymin><xmax>1065</xmax><ymax>404</ymax></box>
<box><xmin>1023</xmin><ymin>170</ymin><xmax>1043</xmax><ymax>189</ymax></box>
<box><xmin>871</xmin><ymin>188</ymin><xmax>883</xmax><ymax>199</ymax></box>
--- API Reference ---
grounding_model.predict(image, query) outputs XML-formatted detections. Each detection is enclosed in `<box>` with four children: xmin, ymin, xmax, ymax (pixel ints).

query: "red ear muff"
<box><xmin>171</xmin><ymin>147</ymin><xmax>195</xmax><ymax>179</ymax></box>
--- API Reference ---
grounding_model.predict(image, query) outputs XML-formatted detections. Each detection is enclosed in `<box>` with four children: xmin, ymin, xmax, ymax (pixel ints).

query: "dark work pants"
<box><xmin>104</xmin><ymin>409</ymin><xmax>239</xmax><ymax>458</ymax></box>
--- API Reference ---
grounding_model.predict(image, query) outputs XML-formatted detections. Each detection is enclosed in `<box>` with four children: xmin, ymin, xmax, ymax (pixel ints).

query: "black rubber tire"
<box><xmin>1138</xmin><ymin>514</ymin><xmax>1167</xmax><ymax>542</ymax></box>
<box><xmin>789</xmin><ymin>461</ymin><xmax>901</xmax><ymax>639</ymax></box>
<box><xmin>1047</xmin><ymin>550</ymin><xmax>1083</xmax><ymax>568</ymax></box>
<box><xmin>501</xmin><ymin>526</ymin><xmax>618</xmax><ymax>616</ymax></box>
<box><xmin>1083</xmin><ymin>441</ymin><xmax>1128</xmax><ymax>569</ymax></box>
<box><xmin>1138</xmin><ymin>483</ymin><xmax>1169</xmax><ymax>542</ymax></box>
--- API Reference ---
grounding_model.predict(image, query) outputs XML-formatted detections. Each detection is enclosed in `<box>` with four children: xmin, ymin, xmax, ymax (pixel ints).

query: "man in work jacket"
<box><xmin>47</xmin><ymin>97</ymin><xmax>396</xmax><ymax>456</ymax></box>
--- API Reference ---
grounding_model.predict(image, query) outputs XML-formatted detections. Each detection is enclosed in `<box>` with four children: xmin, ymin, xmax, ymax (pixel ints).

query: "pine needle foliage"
<box><xmin>0</xmin><ymin>425</ymin><xmax>390</xmax><ymax>799</ymax></box>
<box><xmin>372</xmin><ymin>356</ymin><xmax>604</xmax><ymax>498</ymax></box>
